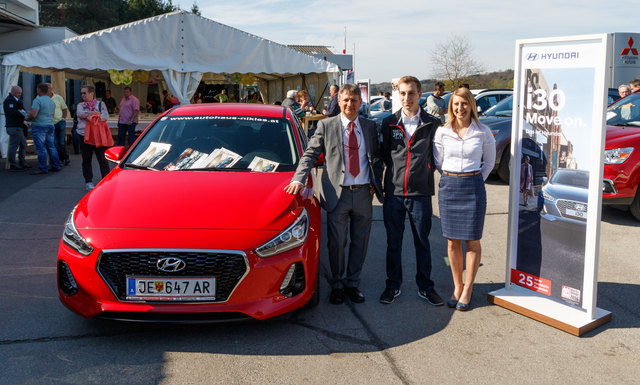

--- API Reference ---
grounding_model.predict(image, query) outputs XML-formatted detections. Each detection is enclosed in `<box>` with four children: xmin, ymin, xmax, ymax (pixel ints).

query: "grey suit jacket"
<box><xmin>292</xmin><ymin>114</ymin><xmax>384</xmax><ymax>212</ymax></box>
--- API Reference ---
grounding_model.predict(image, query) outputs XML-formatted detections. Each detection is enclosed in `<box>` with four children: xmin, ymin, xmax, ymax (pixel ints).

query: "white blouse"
<box><xmin>433</xmin><ymin>120</ymin><xmax>496</xmax><ymax>180</ymax></box>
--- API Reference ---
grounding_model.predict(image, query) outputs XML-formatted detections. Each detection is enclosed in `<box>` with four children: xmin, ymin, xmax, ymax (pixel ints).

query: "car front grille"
<box><xmin>555</xmin><ymin>199</ymin><xmax>588</xmax><ymax>222</ymax></box>
<box><xmin>97</xmin><ymin>250</ymin><xmax>248</xmax><ymax>302</ymax></box>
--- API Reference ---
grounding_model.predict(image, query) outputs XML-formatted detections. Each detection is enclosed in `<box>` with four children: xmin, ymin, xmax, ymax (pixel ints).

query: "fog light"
<box><xmin>58</xmin><ymin>260</ymin><xmax>78</xmax><ymax>296</ymax></box>
<box><xmin>279</xmin><ymin>262</ymin><xmax>306</xmax><ymax>297</ymax></box>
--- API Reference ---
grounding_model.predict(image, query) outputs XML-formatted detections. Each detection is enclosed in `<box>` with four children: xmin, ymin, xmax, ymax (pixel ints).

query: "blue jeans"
<box><xmin>31</xmin><ymin>124</ymin><xmax>61</xmax><ymax>172</ymax></box>
<box><xmin>54</xmin><ymin>120</ymin><xmax>69</xmax><ymax>161</ymax></box>
<box><xmin>383</xmin><ymin>195</ymin><xmax>434</xmax><ymax>291</ymax></box>
<box><xmin>118</xmin><ymin>122</ymin><xmax>137</xmax><ymax>146</ymax></box>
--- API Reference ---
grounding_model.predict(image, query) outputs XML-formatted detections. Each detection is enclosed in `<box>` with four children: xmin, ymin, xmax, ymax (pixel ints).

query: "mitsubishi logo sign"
<box><xmin>621</xmin><ymin>37</ymin><xmax>639</xmax><ymax>56</ymax></box>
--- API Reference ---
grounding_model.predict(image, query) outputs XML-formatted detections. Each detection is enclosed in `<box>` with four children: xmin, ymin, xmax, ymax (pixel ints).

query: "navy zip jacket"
<box><xmin>381</xmin><ymin>109</ymin><xmax>440</xmax><ymax>197</ymax></box>
<box><xmin>3</xmin><ymin>95</ymin><xmax>25</xmax><ymax>128</ymax></box>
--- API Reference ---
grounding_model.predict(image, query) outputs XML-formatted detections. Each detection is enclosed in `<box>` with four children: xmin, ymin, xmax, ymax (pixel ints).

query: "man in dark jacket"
<box><xmin>322</xmin><ymin>84</ymin><xmax>340</xmax><ymax>117</ymax></box>
<box><xmin>378</xmin><ymin>76</ymin><xmax>443</xmax><ymax>306</ymax></box>
<box><xmin>3</xmin><ymin>86</ymin><xmax>30</xmax><ymax>170</ymax></box>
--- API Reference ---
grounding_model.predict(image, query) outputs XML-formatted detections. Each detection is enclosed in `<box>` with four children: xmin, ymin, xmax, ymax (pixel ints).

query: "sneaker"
<box><xmin>85</xmin><ymin>182</ymin><xmax>95</xmax><ymax>191</ymax></box>
<box><xmin>379</xmin><ymin>287</ymin><xmax>401</xmax><ymax>304</ymax></box>
<box><xmin>418</xmin><ymin>288</ymin><xmax>444</xmax><ymax>306</ymax></box>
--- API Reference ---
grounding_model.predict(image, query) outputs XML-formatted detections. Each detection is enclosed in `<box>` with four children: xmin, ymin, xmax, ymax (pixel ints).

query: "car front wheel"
<box><xmin>497</xmin><ymin>150</ymin><xmax>511</xmax><ymax>183</ymax></box>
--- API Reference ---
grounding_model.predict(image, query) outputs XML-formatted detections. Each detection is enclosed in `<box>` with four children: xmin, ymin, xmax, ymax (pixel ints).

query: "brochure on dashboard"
<box><xmin>132</xmin><ymin>142</ymin><xmax>172</xmax><ymax>167</ymax></box>
<box><xmin>249</xmin><ymin>156</ymin><xmax>279</xmax><ymax>172</ymax></box>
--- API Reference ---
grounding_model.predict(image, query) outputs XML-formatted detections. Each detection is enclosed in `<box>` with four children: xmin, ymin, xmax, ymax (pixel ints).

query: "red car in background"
<box><xmin>57</xmin><ymin>104</ymin><xmax>321</xmax><ymax>321</ymax></box>
<box><xmin>603</xmin><ymin>92</ymin><xmax>640</xmax><ymax>220</ymax></box>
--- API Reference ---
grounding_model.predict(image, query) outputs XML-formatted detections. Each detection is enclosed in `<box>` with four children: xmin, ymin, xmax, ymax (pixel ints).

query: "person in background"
<box><xmin>433</xmin><ymin>87</ymin><xmax>496</xmax><ymax>311</ymax></box>
<box><xmin>284</xmin><ymin>83</ymin><xmax>383</xmax><ymax>305</ymax></box>
<box><xmin>298</xmin><ymin>90</ymin><xmax>314</xmax><ymax>113</ymax></box>
<box><xmin>282</xmin><ymin>90</ymin><xmax>304</xmax><ymax>118</ymax></box>
<box><xmin>3</xmin><ymin>85</ymin><xmax>30</xmax><ymax>170</ymax></box>
<box><xmin>618</xmin><ymin>84</ymin><xmax>631</xmax><ymax>99</ymax></box>
<box><xmin>630</xmin><ymin>78</ymin><xmax>640</xmax><ymax>93</ymax></box>
<box><xmin>26</xmin><ymin>83</ymin><xmax>61</xmax><ymax>175</ymax></box>
<box><xmin>248</xmin><ymin>92</ymin><xmax>262</xmax><ymax>104</ymax></box>
<box><xmin>48</xmin><ymin>83</ymin><xmax>70</xmax><ymax>166</ymax></box>
<box><xmin>381</xmin><ymin>92</ymin><xmax>392</xmax><ymax>111</ymax></box>
<box><xmin>117</xmin><ymin>86</ymin><xmax>139</xmax><ymax>147</ymax></box>
<box><xmin>426</xmin><ymin>81</ymin><xmax>447</xmax><ymax>125</ymax></box>
<box><xmin>103</xmin><ymin>89</ymin><xmax>117</xmax><ymax>114</ymax></box>
<box><xmin>323</xmin><ymin>84</ymin><xmax>340</xmax><ymax>117</ymax></box>
<box><xmin>378</xmin><ymin>76</ymin><xmax>443</xmax><ymax>306</ymax></box>
<box><xmin>520</xmin><ymin>155</ymin><xmax>533</xmax><ymax>206</ymax></box>
<box><xmin>162</xmin><ymin>90</ymin><xmax>174</xmax><ymax>111</ymax></box>
<box><xmin>76</xmin><ymin>85</ymin><xmax>110</xmax><ymax>191</ymax></box>
<box><xmin>214</xmin><ymin>89</ymin><xmax>229</xmax><ymax>103</ymax></box>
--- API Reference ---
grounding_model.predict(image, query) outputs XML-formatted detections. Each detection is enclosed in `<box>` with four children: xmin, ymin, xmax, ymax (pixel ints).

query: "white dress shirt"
<box><xmin>340</xmin><ymin>113</ymin><xmax>370</xmax><ymax>186</ymax></box>
<box><xmin>401</xmin><ymin>108</ymin><xmax>421</xmax><ymax>139</ymax></box>
<box><xmin>433</xmin><ymin>120</ymin><xmax>496</xmax><ymax>180</ymax></box>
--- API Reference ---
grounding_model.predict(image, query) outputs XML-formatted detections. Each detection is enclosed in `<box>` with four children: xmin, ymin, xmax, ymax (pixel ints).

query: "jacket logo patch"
<box><xmin>392</xmin><ymin>129</ymin><xmax>404</xmax><ymax>140</ymax></box>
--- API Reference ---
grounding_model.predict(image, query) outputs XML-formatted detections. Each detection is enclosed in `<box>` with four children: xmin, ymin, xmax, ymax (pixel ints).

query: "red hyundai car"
<box><xmin>603</xmin><ymin>92</ymin><xmax>640</xmax><ymax>220</ymax></box>
<box><xmin>57</xmin><ymin>104</ymin><xmax>321</xmax><ymax>321</ymax></box>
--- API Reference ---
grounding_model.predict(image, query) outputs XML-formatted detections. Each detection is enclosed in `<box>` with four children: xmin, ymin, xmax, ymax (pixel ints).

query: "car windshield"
<box><xmin>607</xmin><ymin>93</ymin><xmax>640</xmax><ymax>126</ymax></box>
<box><xmin>550</xmin><ymin>169</ymin><xmax>589</xmax><ymax>188</ymax></box>
<box><xmin>484</xmin><ymin>95</ymin><xmax>513</xmax><ymax>117</ymax></box>
<box><xmin>369</xmin><ymin>99</ymin><xmax>383</xmax><ymax>112</ymax></box>
<box><xmin>123</xmin><ymin>115</ymin><xmax>299</xmax><ymax>172</ymax></box>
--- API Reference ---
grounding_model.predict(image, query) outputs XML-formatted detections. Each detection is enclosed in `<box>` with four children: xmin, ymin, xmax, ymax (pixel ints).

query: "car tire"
<box><xmin>629</xmin><ymin>185</ymin><xmax>640</xmax><ymax>221</ymax></box>
<box><xmin>497</xmin><ymin>150</ymin><xmax>511</xmax><ymax>183</ymax></box>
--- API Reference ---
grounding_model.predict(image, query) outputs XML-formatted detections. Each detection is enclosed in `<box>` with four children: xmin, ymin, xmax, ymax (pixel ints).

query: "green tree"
<box><xmin>39</xmin><ymin>0</ymin><xmax>177</xmax><ymax>34</ymax></box>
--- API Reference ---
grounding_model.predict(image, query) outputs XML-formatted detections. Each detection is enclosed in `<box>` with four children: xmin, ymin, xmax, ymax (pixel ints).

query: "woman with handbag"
<box><xmin>433</xmin><ymin>87</ymin><xmax>496</xmax><ymax>311</ymax></box>
<box><xmin>76</xmin><ymin>85</ymin><xmax>111</xmax><ymax>191</ymax></box>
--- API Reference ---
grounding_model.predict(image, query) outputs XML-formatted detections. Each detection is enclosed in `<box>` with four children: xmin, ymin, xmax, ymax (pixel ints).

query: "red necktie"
<box><xmin>348</xmin><ymin>121</ymin><xmax>360</xmax><ymax>177</ymax></box>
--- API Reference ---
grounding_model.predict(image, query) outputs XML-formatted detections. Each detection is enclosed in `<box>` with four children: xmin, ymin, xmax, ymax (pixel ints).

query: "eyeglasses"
<box><xmin>81</xmin><ymin>92</ymin><xmax>87</xmax><ymax>94</ymax></box>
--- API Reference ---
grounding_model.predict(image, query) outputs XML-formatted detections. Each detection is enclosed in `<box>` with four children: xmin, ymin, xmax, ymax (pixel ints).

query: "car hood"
<box><xmin>74</xmin><ymin>169</ymin><xmax>302</xmax><ymax>231</ymax></box>
<box><xmin>543</xmin><ymin>183</ymin><xmax>588</xmax><ymax>203</ymax></box>
<box><xmin>605</xmin><ymin>125</ymin><xmax>640</xmax><ymax>148</ymax></box>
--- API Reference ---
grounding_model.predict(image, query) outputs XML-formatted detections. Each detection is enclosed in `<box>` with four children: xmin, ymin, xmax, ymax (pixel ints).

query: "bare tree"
<box><xmin>431</xmin><ymin>35</ymin><xmax>484</xmax><ymax>89</ymax></box>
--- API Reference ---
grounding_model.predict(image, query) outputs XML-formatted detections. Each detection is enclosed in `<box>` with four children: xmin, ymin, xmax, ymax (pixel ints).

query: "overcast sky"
<box><xmin>173</xmin><ymin>0</ymin><xmax>639</xmax><ymax>83</ymax></box>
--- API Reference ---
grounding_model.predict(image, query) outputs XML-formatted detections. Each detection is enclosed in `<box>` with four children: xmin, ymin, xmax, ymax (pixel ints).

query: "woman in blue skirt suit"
<box><xmin>433</xmin><ymin>87</ymin><xmax>495</xmax><ymax>311</ymax></box>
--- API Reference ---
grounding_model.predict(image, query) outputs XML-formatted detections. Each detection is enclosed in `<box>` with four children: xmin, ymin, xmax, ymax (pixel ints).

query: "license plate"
<box><xmin>566</xmin><ymin>208</ymin><xmax>586</xmax><ymax>218</ymax></box>
<box><xmin>126</xmin><ymin>277</ymin><xmax>216</xmax><ymax>301</ymax></box>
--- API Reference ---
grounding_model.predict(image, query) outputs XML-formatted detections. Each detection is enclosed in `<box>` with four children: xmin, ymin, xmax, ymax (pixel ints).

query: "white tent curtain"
<box><xmin>161</xmin><ymin>69</ymin><xmax>202</xmax><ymax>105</ymax></box>
<box><xmin>1</xmin><ymin>64</ymin><xmax>20</xmax><ymax>158</ymax></box>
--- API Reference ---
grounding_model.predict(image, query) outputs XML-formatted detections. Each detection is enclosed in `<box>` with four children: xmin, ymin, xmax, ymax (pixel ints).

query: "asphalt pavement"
<box><xmin>0</xmin><ymin>152</ymin><xmax>639</xmax><ymax>385</ymax></box>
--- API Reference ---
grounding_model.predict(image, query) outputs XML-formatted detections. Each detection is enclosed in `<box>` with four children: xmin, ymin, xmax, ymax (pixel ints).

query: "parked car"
<box><xmin>57</xmin><ymin>104</ymin><xmax>321</xmax><ymax>321</ymax></box>
<box><xmin>602</xmin><ymin>92</ymin><xmax>640</xmax><ymax>220</ymax></box>
<box><xmin>441</xmin><ymin>89</ymin><xmax>513</xmax><ymax>121</ymax></box>
<box><xmin>479</xmin><ymin>95</ymin><xmax>513</xmax><ymax>182</ymax></box>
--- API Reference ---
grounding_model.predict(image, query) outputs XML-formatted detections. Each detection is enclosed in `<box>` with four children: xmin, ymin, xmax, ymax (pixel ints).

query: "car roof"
<box><xmin>166</xmin><ymin>103</ymin><xmax>289</xmax><ymax>118</ymax></box>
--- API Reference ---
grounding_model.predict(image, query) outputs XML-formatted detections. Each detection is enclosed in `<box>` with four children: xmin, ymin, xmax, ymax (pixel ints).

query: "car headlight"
<box><xmin>542</xmin><ymin>190</ymin><xmax>554</xmax><ymax>202</ymax></box>
<box><xmin>255</xmin><ymin>209</ymin><xmax>309</xmax><ymax>258</ymax></box>
<box><xmin>604</xmin><ymin>147</ymin><xmax>633</xmax><ymax>164</ymax></box>
<box><xmin>62</xmin><ymin>208</ymin><xmax>94</xmax><ymax>256</ymax></box>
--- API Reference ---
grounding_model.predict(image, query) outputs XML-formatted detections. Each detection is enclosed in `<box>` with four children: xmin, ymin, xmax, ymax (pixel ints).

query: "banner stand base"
<box><xmin>488</xmin><ymin>286</ymin><xmax>611</xmax><ymax>336</ymax></box>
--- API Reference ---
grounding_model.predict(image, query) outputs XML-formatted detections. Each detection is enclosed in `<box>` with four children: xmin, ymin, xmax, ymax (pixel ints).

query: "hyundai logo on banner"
<box><xmin>526</xmin><ymin>52</ymin><xmax>579</xmax><ymax>61</ymax></box>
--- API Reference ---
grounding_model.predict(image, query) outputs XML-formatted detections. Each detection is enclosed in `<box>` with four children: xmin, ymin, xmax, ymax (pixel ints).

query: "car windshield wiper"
<box><xmin>123</xmin><ymin>163</ymin><xmax>158</xmax><ymax>170</ymax></box>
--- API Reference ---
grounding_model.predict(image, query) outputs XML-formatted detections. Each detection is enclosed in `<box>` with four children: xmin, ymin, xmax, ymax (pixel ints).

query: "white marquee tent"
<box><xmin>1</xmin><ymin>10</ymin><xmax>340</xmax><ymax>158</ymax></box>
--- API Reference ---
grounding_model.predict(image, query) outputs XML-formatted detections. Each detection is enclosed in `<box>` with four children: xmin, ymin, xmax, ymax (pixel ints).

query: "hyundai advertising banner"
<box><xmin>489</xmin><ymin>35</ymin><xmax>612</xmax><ymax>335</ymax></box>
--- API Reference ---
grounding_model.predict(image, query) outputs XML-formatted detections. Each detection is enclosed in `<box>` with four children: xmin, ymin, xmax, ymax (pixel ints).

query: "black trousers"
<box><xmin>79</xmin><ymin>138</ymin><xmax>110</xmax><ymax>183</ymax></box>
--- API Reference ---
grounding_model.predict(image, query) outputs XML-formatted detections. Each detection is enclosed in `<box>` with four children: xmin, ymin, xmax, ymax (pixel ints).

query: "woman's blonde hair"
<box><xmin>445</xmin><ymin>87</ymin><xmax>479</xmax><ymax>129</ymax></box>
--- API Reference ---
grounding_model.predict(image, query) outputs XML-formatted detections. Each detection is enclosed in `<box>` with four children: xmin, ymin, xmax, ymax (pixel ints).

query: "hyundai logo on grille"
<box><xmin>526</xmin><ymin>53</ymin><xmax>538</xmax><ymax>61</ymax></box>
<box><xmin>156</xmin><ymin>257</ymin><xmax>186</xmax><ymax>272</ymax></box>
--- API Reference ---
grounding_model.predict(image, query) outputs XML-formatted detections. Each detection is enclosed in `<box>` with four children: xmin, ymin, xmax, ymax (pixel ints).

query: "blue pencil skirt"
<box><xmin>438</xmin><ymin>172</ymin><xmax>487</xmax><ymax>240</ymax></box>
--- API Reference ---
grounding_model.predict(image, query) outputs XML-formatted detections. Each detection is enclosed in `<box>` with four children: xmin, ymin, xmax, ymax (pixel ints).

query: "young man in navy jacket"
<box><xmin>379</xmin><ymin>76</ymin><xmax>443</xmax><ymax>306</ymax></box>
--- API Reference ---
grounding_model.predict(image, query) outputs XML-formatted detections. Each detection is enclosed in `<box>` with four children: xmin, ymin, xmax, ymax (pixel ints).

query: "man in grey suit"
<box><xmin>285</xmin><ymin>83</ymin><xmax>383</xmax><ymax>304</ymax></box>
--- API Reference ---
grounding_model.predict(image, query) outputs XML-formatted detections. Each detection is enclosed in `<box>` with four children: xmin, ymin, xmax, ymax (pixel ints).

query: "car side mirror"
<box><xmin>541</xmin><ymin>177</ymin><xmax>548</xmax><ymax>184</ymax></box>
<box><xmin>105</xmin><ymin>146</ymin><xmax>126</xmax><ymax>163</ymax></box>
